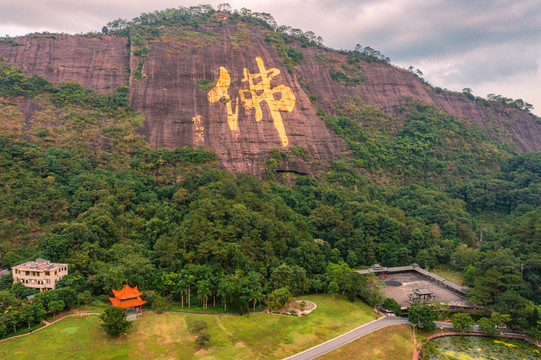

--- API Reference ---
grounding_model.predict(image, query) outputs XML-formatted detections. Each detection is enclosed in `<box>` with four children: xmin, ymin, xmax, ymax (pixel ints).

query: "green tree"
<box><xmin>100</xmin><ymin>306</ymin><xmax>131</xmax><ymax>337</ymax></box>
<box><xmin>47</xmin><ymin>300</ymin><xmax>65</xmax><ymax>318</ymax></box>
<box><xmin>197</xmin><ymin>279</ymin><xmax>211</xmax><ymax>310</ymax></box>
<box><xmin>181</xmin><ymin>271</ymin><xmax>195</xmax><ymax>308</ymax></box>
<box><xmin>218</xmin><ymin>276</ymin><xmax>233</xmax><ymax>312</ymax></box>
<box><xmin>490</xmin><ymin>312</ymin><xmax>511</xmax><ymax>328</ymax></box>
<box><xmin>357</xmin><ymin>274</ymin><xmax>384</xmax><ymax>306</ymax></box>
<box><xmin>463</xmin><ymin>265</ymin><xmax>476</xmax><ymax>287</ymax></box>
<box><xmin>478</xmin><ymin>317</ymin><xmax>497</xmax><ymax>336</ymax></box>
<box><xmin>343</xmin><ymin>271</ymin><xmax>363</xmax><ymax>302</ymax></box>
<box><xmin>528</xmin><ymin>323</ymin><xmax>541</xmax><ymax>340</ymax></box>
<box><xmin>327</xmin><ymin>281</ymin><xmax>339</xmax><ymax>298</ymax></box>
<box><xmin>77</xmin><ymin>290</ymin><xmax>93</xmax><ymax>306</ymax></box>
<box><xmin>431</xmin><ymin>302</ymin><xmax>450</xmax><ymax>321</ymax></box>
<box><xmin>267</xmin><ymin>287</ymin><xmax>292</xmax><ymax>310</ymax></box>
<box><xmin>346</xmin><ymin>250</ymin><xmax>358</xmax><ymax>268</ymax></box>
<box><xmin>407</xmin><ymin>301</ymin><xmax>436</xmax><ymax>330</ymax></box>
<box><xmin>381</xmin><ymin>297</ymin><xmax>401</xmax><ymax>315</ymax></box>
<box><xmin>20</xmin><ymin>302</ymin><xmax>45</xmax><ymax>330</ymax></box>
<box><xmin>0</xmin><ymin>290</ymin><xmax>18</xmax><ymax>311</ymax></box>
<box><xmin>451</xmin><ymin>312</ymin><xmax>474</xmax><ymax>331</ymax></box>
<box><xmin>2</xmin><ymin>251</ymin><xmax>21</xmax><ymax>268</ymax></box>
<box><xmin>150</xmin><ymin>292</ymin><xmax>168</xmax><ymax>314</ymax></box>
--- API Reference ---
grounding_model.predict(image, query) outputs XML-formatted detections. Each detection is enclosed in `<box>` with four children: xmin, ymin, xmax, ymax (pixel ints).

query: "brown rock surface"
<box><xmin>296</xmin><ymin>47</ymin><xmax>541</xmax><ymax>152</ymax></box>
<box><xmin>0</xmin><ymin>34</ymin><xmax>128</xmax><ymax>92</ymax></box>
<box><xmin>129</xmin><ymin>25</ymin><xmax>345</xmax><ymax>175</ymax></box>
<box><xmin>1</xmin><ymin>27</ymin><xmax>539</xmax><ymax>177</ymax></box>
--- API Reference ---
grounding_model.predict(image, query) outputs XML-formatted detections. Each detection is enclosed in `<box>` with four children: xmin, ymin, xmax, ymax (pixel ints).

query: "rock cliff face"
<box><xmin>1</xmin><ymin>26</ymin><xmax>540</xmax><ymax>176</ymax></box>
<box><xmin>296</xmin><ymin>47</ymin><xmax>541</xmax><ymax>152</ymax></box>
<box><xmin>128</xmin><ymin>25</ymin><xmax>345</xmax><ymax>175</ymax></box>
<box><xmin>0</xmin><ymin>34</ymin><xmax>128</xmax><ymax>92</ymax></box>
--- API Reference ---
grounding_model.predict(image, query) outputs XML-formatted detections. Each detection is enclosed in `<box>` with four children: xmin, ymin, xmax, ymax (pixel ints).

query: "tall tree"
<box><xmin>100</xmin><ymin>306</ymin><xmax>132</xmax><ymax>337</ymax></box>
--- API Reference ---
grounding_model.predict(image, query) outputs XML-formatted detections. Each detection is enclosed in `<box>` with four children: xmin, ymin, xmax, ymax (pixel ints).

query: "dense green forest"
<box><xmin>0</xmin><ymin>5</ymin><xmax>540</xmax><ymax>338</ymax></box>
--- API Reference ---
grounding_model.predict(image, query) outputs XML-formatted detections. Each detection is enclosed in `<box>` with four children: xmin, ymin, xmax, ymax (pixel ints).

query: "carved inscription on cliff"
<box><xmin>208</xmin><ymin>57</ymin><xmax>296</xmax><ymax>147</ymax></box>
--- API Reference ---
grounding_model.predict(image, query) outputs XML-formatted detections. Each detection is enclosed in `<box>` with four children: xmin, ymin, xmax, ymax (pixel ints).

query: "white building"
<box><xmin>12</xmin><ymin>258</ymin><xmax>68</xmax><ymax>291</ymax></box>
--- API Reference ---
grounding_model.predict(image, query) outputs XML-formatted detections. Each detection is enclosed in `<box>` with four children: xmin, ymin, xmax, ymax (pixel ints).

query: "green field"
<box><xmin>319</xmin><ymin>324</ymin><xmax>417</xmax><ymax>360</ymax></box>
<box><xmin>0</xmin><ymin>294</ymin><xmax>377</xmax><ymax>360</ymax></box>
<box><xmin>431</xmin><ymin>267</ymin><xmax>465</xmax><ymax>286</ymax></box>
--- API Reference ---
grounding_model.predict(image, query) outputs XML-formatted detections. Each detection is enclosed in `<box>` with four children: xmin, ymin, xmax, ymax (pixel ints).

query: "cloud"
<box><xmin>444</xmin><ymin>46</ymin><xmax>539</xmax><ymax>84</ymax></box>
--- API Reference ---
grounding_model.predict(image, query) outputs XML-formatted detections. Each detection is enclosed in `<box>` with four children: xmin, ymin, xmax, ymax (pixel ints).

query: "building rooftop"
<box><xmin>12</xmin><ymin>259</ymin><xmax>68</xmax><ymax>271</ymax></box>
<box><xmin>112</xmin><ymin>284</ymin><xmax>144</xmax><ymax>300</ymax></box>
<box><xmin>413</xmin><ymin>288</ymin><xmax>433</xmax><ymax>296</ymax></box>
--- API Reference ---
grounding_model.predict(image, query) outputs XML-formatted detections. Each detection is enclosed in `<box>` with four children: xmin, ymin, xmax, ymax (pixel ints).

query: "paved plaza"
<box><xmin>379</xmin><ymin>272</ymin><xmax>466</xmax><ymax>308</ymax></box>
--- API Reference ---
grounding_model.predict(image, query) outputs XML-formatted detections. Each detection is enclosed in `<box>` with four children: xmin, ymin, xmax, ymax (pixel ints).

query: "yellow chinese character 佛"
<box><xmin>207</xmin><ymin>57</ymin><xmax>296</xmax><ymax>147</ymax></box>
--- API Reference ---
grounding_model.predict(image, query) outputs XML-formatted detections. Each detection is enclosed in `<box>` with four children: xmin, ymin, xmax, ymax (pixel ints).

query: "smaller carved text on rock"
<box><xmin>192</xmin><ymin>115</ymin><xmax>205</xmax><ymax>144</ymax></box>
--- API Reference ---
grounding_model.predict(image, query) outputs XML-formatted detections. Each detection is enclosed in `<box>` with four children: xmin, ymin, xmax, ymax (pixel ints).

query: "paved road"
<box><xmin>283</xmin><ymin>317</ymin><xmax>454</xmax><ymax>360</ymax></box>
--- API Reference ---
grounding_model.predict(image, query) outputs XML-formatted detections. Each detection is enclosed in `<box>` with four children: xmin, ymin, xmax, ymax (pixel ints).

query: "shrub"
<box><xmin>195</xmin><ymin>331</ymin><xmax>211</xmax><ymax>347</ymax></box>
<box><xmin>267</xmin><ymin>287</ymin><xmax>292</xmax><ymax>310</ymax></box>
<box><xmin>187</xmin><ymin>319</ymin><xmax>208</xmax><ymax>334</ymax></box>
<box><xmin>382</xmin><ymin>297</ymin><xmax>402</xmax><ymax>315</ymax></box>
<box><xmin>100</xmin><ymin>306</ymin><xmax>132</xmax><ymax>337</ymax></box>
<box><xmin>196</xmin><ymin>79</ymin><xmax>215</xmax><ymax>90</ymax></box>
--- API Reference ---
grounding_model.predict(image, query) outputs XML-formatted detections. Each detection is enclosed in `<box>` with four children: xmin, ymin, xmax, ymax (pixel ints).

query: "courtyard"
<box><xmin>378</xmin><ymin>272</ymin><xmax>468</xmax><ymax>308</ymax></box>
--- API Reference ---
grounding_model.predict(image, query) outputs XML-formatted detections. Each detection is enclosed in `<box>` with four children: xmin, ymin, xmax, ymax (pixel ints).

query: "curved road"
<box><xmin>283</xmin><ymin>317</ymin><xmax>454</xmax><ymax>360</ymax></box>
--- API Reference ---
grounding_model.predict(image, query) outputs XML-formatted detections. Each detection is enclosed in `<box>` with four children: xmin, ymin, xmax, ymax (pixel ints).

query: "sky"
<box><xmin>1</xmin><ymin>0</ymin><xmax>539</xmax><ymax>116</ymax></box>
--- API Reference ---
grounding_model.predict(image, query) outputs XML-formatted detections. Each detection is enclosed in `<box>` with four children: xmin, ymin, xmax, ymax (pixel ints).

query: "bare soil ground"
<box><xmin>270</xmin><ymin>300</ymin><xmax>317</xmax><ymax>316</ymax></box>
<box><xmin>379</xmin><ymin>272</ymin><xmax>466</xmax><ymax>308</ymax></box>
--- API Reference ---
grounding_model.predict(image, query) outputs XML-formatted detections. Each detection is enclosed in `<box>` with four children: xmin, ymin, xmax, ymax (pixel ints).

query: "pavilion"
<box><xmin>408</xmin><ymin>288</ymin><xmax>436</xmax><ymax>303</ymax></box>
<box><xmin>109</xmin><ymin>284</ymin><xmax>146</xmax><ymax>320</ymax></box>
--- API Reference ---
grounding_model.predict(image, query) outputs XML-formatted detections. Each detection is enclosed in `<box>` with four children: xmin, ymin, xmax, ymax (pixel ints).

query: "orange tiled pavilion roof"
<box><xmin>111</xmin><ymin>284</ymin><xmax>143</xmax><ymax>300</ymax></box>
<box><xmin>109</xmin><ymin>284</ymin><xmax>146</xmax><ymax>308</ymax></box>
<box><xmin>109</xmin><ymin>296</ymin><xmax>146</xmax><ymax>308</ymax></box>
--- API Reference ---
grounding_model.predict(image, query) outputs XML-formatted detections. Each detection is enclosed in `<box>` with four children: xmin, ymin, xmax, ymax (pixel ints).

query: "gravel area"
<box><xmin>379</xmin><ymin>272</ymin><xmax>466</xmax><ymax>308</ymax></box>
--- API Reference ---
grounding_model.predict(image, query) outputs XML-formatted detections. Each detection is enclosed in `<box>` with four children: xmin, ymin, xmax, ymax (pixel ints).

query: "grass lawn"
<box><xmin>0</xmin><ymin>294</ymin><xmax>377</xmax><ymax>360</ymax></box>
<box><xmin>431</xmin><ymin>267</ymin><xmax>465</xmax><ymax>286</ymax></box>
<box><xmin>0</xmin><ymin>315</ymin><xmax>127</xmax><ymax>360</ymax></box>
<box><xmin>319</xmin><ymin>324</ymin><xmax>417</xmax><ymax>360</ymax></box>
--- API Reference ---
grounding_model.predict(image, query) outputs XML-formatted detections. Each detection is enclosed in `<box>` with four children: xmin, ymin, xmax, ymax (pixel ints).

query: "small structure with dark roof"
<box><xmin>408</xmin><ymin>288</ymin><xmax>436</xmax><ymax>303</ymax></box>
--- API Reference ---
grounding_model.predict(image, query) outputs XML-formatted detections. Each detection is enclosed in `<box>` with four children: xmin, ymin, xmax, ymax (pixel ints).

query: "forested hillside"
<box><xmin>0</xmin><ymin>5</ymin><xmax>540</xmax><ymax>337</ymax></box>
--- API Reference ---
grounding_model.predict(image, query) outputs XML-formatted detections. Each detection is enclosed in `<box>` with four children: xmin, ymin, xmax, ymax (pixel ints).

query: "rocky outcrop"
<box><xmin>0</xmin><ymin>34</ymin><xmax>128</xmax><ymax>92</ymax></box>
<box><xmin>1</xmin><ymin>26</ymin><xmax>539</xmax><ymax>176</ymax></box>
<box><xmin>128</xmin><ymin>25</ymin><xmax>345</xmax><ymax>175</ymax></box>
<box><xmin>296</xmin><ymin>47</ymin><xmax>541</xmax><ymax>152</ymax></box>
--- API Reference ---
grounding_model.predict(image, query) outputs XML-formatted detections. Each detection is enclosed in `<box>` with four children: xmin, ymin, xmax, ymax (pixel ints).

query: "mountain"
<box><xmin>0</xmin><ymin>6</ymin><xmax>540</xmax><ymax>324</ymax></box>
<box><xmin>1</xmin><ymin>9</ymin><xmax>539</xmax><ymax>179</ymax></box>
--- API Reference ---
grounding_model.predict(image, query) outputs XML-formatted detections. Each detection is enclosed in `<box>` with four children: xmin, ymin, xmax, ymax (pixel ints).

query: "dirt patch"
<box><xmin>379</xmin><ymin>272</ymin><xmax>466</xmax><ymax>308</ymax></box>
<box><xmin>195</xmin><ymin>348</ymin><xmax>209</xmax><ymax>356</ymax></box>
<box><xmin>268</xmin><ymin>300</ymin><xmax>317</xmax><ymax>316</ymax></box>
